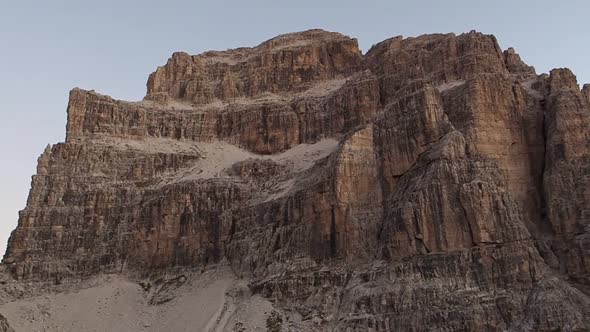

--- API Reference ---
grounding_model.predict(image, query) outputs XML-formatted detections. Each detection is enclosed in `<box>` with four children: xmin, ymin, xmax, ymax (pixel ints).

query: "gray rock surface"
<box><xmin>2</xmin><ymin>29</ymin><xmax>589</xmax><ymax>331</ymax></box>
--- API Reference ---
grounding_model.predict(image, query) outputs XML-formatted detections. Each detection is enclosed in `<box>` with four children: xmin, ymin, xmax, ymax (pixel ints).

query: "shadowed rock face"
<box><xmin>2</xmin><ymin>29</ymin><xmax>589</xmax><ymax>331</ymax></box>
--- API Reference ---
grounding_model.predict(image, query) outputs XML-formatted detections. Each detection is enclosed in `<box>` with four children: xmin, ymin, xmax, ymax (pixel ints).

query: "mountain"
<box><xmin>1</xmin><ymin>29</ymin><xmax>589</xmax><ymax>331</ymax></box>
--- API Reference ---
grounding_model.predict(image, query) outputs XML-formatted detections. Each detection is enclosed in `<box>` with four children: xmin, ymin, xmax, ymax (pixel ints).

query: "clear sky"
<box><xmin>1</xmin><ymin>0</ymin><xmax>588</xmax><ymax>254</ymax></box>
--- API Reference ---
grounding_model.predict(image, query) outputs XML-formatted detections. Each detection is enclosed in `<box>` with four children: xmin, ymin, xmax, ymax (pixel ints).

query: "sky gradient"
<box><xmin>1</xmin><ymin>0</ymin><xmax>588</xmax><ymax>254</ymax></box>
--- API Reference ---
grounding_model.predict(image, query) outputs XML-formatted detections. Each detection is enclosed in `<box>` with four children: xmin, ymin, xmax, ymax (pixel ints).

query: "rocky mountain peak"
<box><xmin>145</xmin><ymin>29</ymin><xmax>362</xmax><ymax>105</ymax></box>
<box><xmin>1</xmin><ymin>30</ymin><xmax>589</xmax><ymax>331</ymax></box>
<box><xmin>549</xmin><ymin>67</ymin><xmax>581</xmax><ymax>92</ymax></box>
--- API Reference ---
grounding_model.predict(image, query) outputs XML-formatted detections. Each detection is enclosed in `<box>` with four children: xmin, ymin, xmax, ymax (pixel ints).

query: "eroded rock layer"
<box><xmin>2</xmin><ymin>29</ymin><xmax>589</xmax><ymax>331</ymax></box>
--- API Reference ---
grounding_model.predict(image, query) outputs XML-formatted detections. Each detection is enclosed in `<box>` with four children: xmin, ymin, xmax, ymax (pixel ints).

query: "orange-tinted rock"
<box><xmin>541</xmin><ymin>69</ymin><xmax>590</xmax><ymax>285</ymax></box>
<box><xmin>3</xmin><ymin>30</ymin><xmax>590</xmax><ymax>331</ymax></box>
<box><xmin>146</xmin><ymin>30</ymin><xmax>362</xmax><ymax>104</ymax></box>
<box><xmin>364</xmin><ymin>31</ymin><xmax>508</xmax><ymax>104</ymax></box>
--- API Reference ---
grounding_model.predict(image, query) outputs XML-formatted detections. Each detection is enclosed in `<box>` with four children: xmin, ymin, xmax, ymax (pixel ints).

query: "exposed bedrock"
<box><xmin>3</xmin><ymin>29</ymin><xmax>589</xmax><ymax>331</ymax></box>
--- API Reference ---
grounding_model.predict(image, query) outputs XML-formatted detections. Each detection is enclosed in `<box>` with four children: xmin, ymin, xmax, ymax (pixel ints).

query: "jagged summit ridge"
<box><xmin>1</xmin><ymin>30</ymin><xmax>589</xmax><ymax>331</ymax></box>
<box><xmin>145</xmin><ymin>29</ymin><xmax>362</xmax><ymax>105</ymax></box>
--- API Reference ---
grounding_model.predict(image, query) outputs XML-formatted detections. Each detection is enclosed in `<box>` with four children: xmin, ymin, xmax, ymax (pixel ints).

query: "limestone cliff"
<box><xmin>1</xmin><ymin>29</ymin><xmax>589</xmax><ymax>331</ymax></box>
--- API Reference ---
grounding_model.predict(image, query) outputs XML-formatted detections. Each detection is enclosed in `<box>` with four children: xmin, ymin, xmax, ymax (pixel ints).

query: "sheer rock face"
<box><xmin>542</xmin><ymin>68</ymin><xmax>590</xmax><ymax>286</ymax></box>
<box><xmin>145</xmin><ymin>30</ymin><xmax>362</xmax><ymax>104</ymax></box>
<box><xmin>3</xmin><ymin>30</ymin><xmax>590</xmax><ymax>331</ymax></box>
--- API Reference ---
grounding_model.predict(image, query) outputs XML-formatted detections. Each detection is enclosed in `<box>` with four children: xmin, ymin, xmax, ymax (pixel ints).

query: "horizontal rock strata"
<box><xmin>2</xmin><ymin>29</ymin><xmax>589</xmax><ymax>331</ymax></box>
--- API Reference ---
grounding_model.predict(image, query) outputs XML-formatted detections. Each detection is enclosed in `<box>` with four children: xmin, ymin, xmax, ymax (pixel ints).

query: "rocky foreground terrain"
<box><xmin>1</xmin><ymin>29</ymin><xmax>589</xmax><ymax>331</ymax></box>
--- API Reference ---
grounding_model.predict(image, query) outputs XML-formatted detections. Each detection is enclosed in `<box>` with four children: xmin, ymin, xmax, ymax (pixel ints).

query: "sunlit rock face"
<box><xmin>3</xmin><ymin>29</ymin><xmax>589</xmax><ymax>331</ymax></box>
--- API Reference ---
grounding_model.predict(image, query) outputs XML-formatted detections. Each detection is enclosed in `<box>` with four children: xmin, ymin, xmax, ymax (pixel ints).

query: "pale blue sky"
<box><xmin>1</xmin><ymin>0</ymin><xmax>588</xmax><ymax>254</ymax></box>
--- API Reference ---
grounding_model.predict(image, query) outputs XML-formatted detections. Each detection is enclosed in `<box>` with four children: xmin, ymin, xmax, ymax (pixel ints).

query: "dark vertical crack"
<box><xmin>330</xmin><ymin>204</ymin><xmax>337</xmax><ymax>258</ymax></box>
<box><xmin>539</xmin><ymin>97</ymin><xmax>549</xmax><ymax>228</ymax></box>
